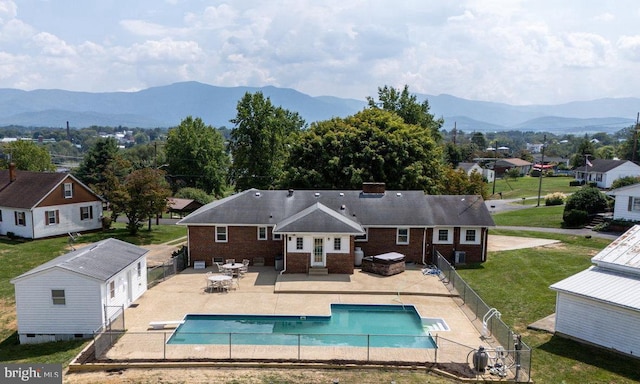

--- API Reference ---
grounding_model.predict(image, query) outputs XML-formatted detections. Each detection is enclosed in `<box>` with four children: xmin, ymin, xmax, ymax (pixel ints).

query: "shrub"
<box><xmin>569</xmin><ymin>180</ymin><xmax>581</xmax><ymax>187</ymax></box>
<box><xmin>101</xmin><ymin>216</ymin><xmax>112</xmax><ymax>230</ymax></box>
<box><xmin>563</xmin><ymin>209</ymin><xmax>588</xmax><ymax>227</ymax></box>
<box><xmin>564</xmin><ymin>187</ymin><xmax>608</xmax><ymax>215</ymax></box>
<box><xmin>545</xmin><ymin>192</ymin><xmax>566</xmax><ymax>206</ymax></box>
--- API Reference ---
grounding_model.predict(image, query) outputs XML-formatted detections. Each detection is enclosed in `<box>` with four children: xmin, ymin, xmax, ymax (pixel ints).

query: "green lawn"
<box><xmin>457</xmin><ymin>230</ymin><xmax>640</xmax><ymax>383</ymax></box>
<box><xmin>0</xmin><ymin>222</ymin><xmax>186</xmax><ymax>366</ymax></box>
<box><xmin>487</xmin><ymin>175</ymin><xmax>579</xmax><ymax>200</ymax></box>
<box><xmin>491</xmin><ymin>204</ymin><xmax>565</xmax><ymax>228</ymax></box>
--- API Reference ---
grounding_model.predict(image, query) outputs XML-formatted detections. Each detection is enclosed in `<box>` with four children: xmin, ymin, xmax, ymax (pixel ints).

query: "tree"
<box><xmin>175</xmin><ymin>187</ymin><xmax>214</xmax><ymax>205</ymax></box>
<box><xmin>570</xmin><ymin>136</ymin><xmax>597</xmax><ymax>168</ymax></box>
<box><xmin>0</xmin><ymin>140</ymin><xmax>55</xmax><ymax>171</ymax></box>
<box><xmin>280</xmin><ymin>109</ymin><xmax>444</xmax><ymax>193</ymax></box>
<box><xmin>564</xmin><ymin>186</ymin><xmax>609</xmax><ymax>216</ymax></box>
<box><xmin>441</xmin><ymin>168</ymin><xmax>488</xmax><ymax>199</ymax></box>
<box><xmin>74</xmin><ymin>137</ymin><xmax>123</xmax><ymax>187</ymax></box>
<box><xmin>165</xmin><ymin>116</ymin><xmax>229</xmax><ymax>197</ymax></box>
<box><xmin>228</xmin><ymin>92</ymin><xmax>305</xmax><ymax>190</ymax></box>
<box><xmin>367</xmin><ymin>85</ymin><xmax>444</xmax><ymax>141</ymax></box>
<box><xmin>111</xmin><ymin>168</ymin><xmax>171</xmax><ymax>235</ymax></box>
<box><xmin>610</xmin><ymin>176</ymin><xmax>640</xmax><ymax>190</ymax></box>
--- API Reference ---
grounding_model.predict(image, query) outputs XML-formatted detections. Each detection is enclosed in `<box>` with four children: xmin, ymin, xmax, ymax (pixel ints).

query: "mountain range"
<box><xmin>0</xmin><ymin>81</ymin><xmax>637</xmax><ymax>134</ymax></box>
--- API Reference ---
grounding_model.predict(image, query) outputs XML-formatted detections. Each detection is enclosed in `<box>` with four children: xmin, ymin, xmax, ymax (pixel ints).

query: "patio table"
<box><xmin>222</xmin><ymin>263</ymin><xmax>243</xmax><ymax>276</ymax></box>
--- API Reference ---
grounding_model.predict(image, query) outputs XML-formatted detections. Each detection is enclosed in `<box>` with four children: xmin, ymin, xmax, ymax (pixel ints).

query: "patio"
<box><xmin>108</xmin><ymin>265</ymin><xmax>492</xmax><ymax>365</ymax></box>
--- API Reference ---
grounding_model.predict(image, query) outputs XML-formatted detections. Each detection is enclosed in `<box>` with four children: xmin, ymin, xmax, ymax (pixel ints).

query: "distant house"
<box><xmin>550</xmin><ymin>225</ymin><xmax>640</xmax><ymax>359</ymax></box>
<box><xmin>494</xmin><ymin>158</ymin><xmax>533</xmax><ymax>177</ymax></box>
<box><xmin>457</xmin><ymin>162</ymin><xmax>494</xmax><ymax>183</ymax></box>
<box><xmin>0</xmin><ymin>164</ymin><xmax>104</xmax><ymax>239</ymax></box>
<box><xmin>167</xmin><ymin>197</ymin><xmax>203</xmax><ymax>218</ymax></box>
<box><xmin>607</xmin><ymin>183</ymin><xmax>640</xmax><ymax>222</ymax></box>
<box><xmin>575</xmin><ymin>159</ymin><xmax>640</xmax><ymax>189</ymax></box>
<box><xmin>10</xmin><ymin>238</ymin><xmax>148</xmax><ymax>344</ymax></box>
<box><xmin>177</xmin><ymin>183</ymin><xmax>495</xmax><ymax>274</ymax></box>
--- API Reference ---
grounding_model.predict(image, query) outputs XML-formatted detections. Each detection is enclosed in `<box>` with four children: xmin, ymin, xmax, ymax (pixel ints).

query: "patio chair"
<box><xmin>226</xmin><ymin>258</ymin><xmax>235</xmax><ymax>264</ymax></box>
<box><xmin>215</xmin><ymin>262</ymin><xmax>226</xmax><ymax>273</ymax></box>
<box><xmin>204</xmin><ymin>273</ymin><xmax>215</xmax><ymax>293</ymax></box>
<box><xmin>238</xmin><ymin>259</ymin><xmax>249</xmax><ymax>277</ymax></box>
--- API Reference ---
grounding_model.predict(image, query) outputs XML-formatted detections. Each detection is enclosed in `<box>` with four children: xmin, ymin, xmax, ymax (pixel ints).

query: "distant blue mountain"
<box><xmin>0</xmin><ymin>81</ymin><xmax>636</xmax><ymax>133</ymax></box>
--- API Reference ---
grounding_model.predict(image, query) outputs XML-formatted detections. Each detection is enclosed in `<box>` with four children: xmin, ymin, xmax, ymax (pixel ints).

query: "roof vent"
<box><xmin>340</xmin><ymin>204</ymin><xmax>346</xmax><ymax>210</ymax></box>
<box><xmin>314</xmin><ymin>192</ymin><xmax>320</xmax><ymax>198</ymax></box>
<box><xmin>288</xmin><ymin>189</ymin><xmax>294</xmax><ymax>197</ymax></box>
<box><xmin>255</xmin><ymin>192</ymin><xmax>261</xmax><ymax>197</ymax></box>
<box><xmin>396</xmin><ymin>192</ymin><xmax>402</xmax><ymax>197</ymax></box>
<box><xmin>339</xmin><ymin>192</ymin><xmax>344</xmax><ymax>197</ymax></box>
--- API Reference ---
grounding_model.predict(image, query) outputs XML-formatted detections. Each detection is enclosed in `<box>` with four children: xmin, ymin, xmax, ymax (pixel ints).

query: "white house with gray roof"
<box><xmin>576</xmin><ymin>159</ymin><xmax>640</xmax><ymax>189</ymax></box>
<box><xmin>11</xmin><ymin>238</ymin><xmax>148</xmax><ymax>344</ymax></box>
<box><xmin>550</xmin><ymin>225</ymin><xmax>640</xmax><ymax>358</ymax></box>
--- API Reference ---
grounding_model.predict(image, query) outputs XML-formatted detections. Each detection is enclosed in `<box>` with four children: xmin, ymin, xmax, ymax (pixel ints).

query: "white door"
<box><xmin>311</xmin><ymin>238</ymin><xmax>325</xmax><ymax>267</ymax></box>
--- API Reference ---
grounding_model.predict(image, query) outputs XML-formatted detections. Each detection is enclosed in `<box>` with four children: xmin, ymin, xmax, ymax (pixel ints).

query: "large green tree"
<box><xmin>110</xmin><ymin>168</ymin><xmax>171</xmax><ymax>235</ymax></box>
<box><xmin>280</xmin><ymin>108</ymin><xmax>444</xmax><ymax>193</ymax></box>
<box><xmin>228</xmin><ymin>92</ymin><xmax>305</xmax><ymax>190</ymax></box>
<box><xmin>74</xmin><ymin>137</ymin><xmax>123</xmax><ymax>187</ymax></box>
<box><xmin>165</xmin><ymin>116</ymin><xmax>229</xmax><ymax>197</ymax></box>
<box><xmin>366</xmin><ymin>85</ymin><xmax>444</xmax><ymax>141</ymax></box>
<box><xmin>0</xmin><ymin>140</ymin><xmax>55</xmax><ymax>171</ymax></box>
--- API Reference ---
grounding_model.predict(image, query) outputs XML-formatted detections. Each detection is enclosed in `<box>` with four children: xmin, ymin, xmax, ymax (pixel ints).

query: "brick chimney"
<box><xmin>9</xmin><ymin>162</ymin><xmax>16</xmax><ymax>182</ymax></box>
<box><xmin>362</xmin><ymin>182</ymin><xmax>385</xmax><ymax>194</ymax></box>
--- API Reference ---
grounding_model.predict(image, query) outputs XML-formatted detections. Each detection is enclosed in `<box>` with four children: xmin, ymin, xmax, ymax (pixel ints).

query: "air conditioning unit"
<box><xmin>454</xmin><ymin>251</ymin><xmax>466</xmax><ymax>264</ymax></box>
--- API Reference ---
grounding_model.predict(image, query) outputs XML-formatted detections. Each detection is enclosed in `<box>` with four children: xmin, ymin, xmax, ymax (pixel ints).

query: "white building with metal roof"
<box><xmin>11</xmin><ymin>238</ymin><xmax>148</xmax><ymax>344</ymax></box>
<box><xmin>550</xmin><ymin>225</ymin><xmax>640</xmax><ymax>358</ymax></box>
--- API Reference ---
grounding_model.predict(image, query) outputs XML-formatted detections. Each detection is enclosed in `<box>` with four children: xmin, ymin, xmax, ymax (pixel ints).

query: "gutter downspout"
<box><xmin>482</xmin><ymin>228</ymin><xmax>487</xmax><ymax>262</ymax></box>
<box><xmin>421</xmin><ymin>227</ymin><xmax>427</xmax><ymax>265</ymax></box>
<box><xmin>279</xmin><ymin>236</ymin><xmax>287</xmax><ymax>275</ymax></box>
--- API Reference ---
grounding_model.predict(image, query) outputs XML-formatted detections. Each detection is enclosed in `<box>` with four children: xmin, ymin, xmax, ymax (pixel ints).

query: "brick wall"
<box><xmin>188</xmin><ymin>225</ymin><xmax>284</xmax><ymax>266</ymax></box>
<box><xmin>357</xmin><ymin>228</ymin><xmax>424</xmax><ymax>264</ymax></box>
<box><xmin>326</xmin><ymin>253</ymin><xmax>354</xmax><ymax>274</ymax></box>
<box><xmin>285</xmin><ymin>252</ymin><xmax>308</xmax><ymax>273</ymax></box>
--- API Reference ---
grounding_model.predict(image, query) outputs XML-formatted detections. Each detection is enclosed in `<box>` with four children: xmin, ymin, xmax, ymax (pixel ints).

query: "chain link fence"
<box><xmin>435</xmin><ymin>251</ymin><xmax>532</xmax><ymax>382</ymax></box>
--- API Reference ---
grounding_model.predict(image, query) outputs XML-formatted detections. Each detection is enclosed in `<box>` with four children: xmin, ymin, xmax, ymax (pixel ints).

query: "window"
<box><xmin>628</xmin><ymin>197</ymin><xmax>640</xmax><ymax>212</ymax></box>
<box><xmin>80</xmin><ymin>206</ymin><xmax>93</xmax><ymax>220</ymax></box>
<box><xmin>273</xmin><ymin>232</ymin><xmax>282</xmax><ymax>240</ymax></box>
<box><xmin>355</xmin><ymin>227</ymin><xmax>368</xmax><ymax>242</ymax></box>
<box><xmin>465</xmin><ymin>229</ymin><xmax>476</xmax><ymax>242</ymax></box>
<box><xmin>63</xmin><ymin>183</ymin><xmax>73</xmax><ymax>198</ymax></box>
<box><xmin>15</xmin><ymin>212</ymin><xmax>26</xmax><ymax>226</ymax></box>
<box><xmin>296</xmin><ymin>237</ymin><xmax>304</xmax><ymax>250</ymax></box>
<box><xmin>52</xmin><ymin>289</ymin><xmax>65</xmax><ymax>305</ymax></box>
<box><xmin>334</xmin><ymin>237</ymin><xmax>342</xmax><ymax>251</ymax></box>
<box><xmin>460</xmin><ymin>228</ymin><xmax>480</xmax><ymax>245</ymax></box>
<box><xmin>397</xmin><ymin>228</ymin><xmax>409</xmax><ymax>245</ymax></box>
<box><xmin>0</xmin><ymin>209</ymin><xmax>2</xmax><ymax>222</ymax></box>
<box><xmin>109</xmin><ymin>281</ymin><xmax>115</xmax><ymax>299</ymax></box>
<box><xmin>45</xmin><ymin>210</ymin><xmax>59</xmax><ymax>225</ymax></box>
<box><xmin>257</xmin><ymin>226</ymin><xmax>267</xmax><ymax>240</ymax></box>
<box><xmin>433</xmin><ymin>228</ymin><xmax>453</xmax><ymax>244</ymax></box>
<box><xmin>215</xmin><ymin>226</ymin><xmax>228</xmax><ymax>242</ymax></box>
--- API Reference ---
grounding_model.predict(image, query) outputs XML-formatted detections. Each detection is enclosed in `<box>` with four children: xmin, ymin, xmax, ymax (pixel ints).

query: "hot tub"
<box><xmin>361</xmin><ymin>252</ymin><xmax>405</xmax><ymax>276</ymax></box>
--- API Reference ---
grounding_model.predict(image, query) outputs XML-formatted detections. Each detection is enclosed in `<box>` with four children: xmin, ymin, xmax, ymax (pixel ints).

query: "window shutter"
<box><xmin>629</xmin><ymin>197</ymin><xmax>633</xmax><ymax>212</ymax></box>
<box><xmin>89</xmin><ymin>206</ymin><xmax>93</xmax><ymax>219</ymax></box>
<box><xmin>14</xmin><ymin>211</ymin><xmax>18</xmax><ymax>225</ymax></box>
<box><xmin>56</xmin><ymin>210</ymin><xmax>60</xmax><ymax>224</ymax></box>
<box><xmin>45</xmin><ymin>212</ymin><xmax>49</xmax><ymax>225</ymax></box>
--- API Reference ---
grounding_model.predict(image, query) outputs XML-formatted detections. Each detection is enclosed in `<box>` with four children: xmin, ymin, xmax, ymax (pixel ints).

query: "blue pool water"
<box><xmin>167</xmin><ymin>304</ymin><xmax>436</xmax><ymax>349</ymax></box>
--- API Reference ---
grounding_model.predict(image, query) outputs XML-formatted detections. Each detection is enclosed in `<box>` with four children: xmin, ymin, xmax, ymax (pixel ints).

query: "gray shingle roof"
<box><xmin>274</xmin><ymin>202</ymin><xmax>364</xmax><ymax>234</ymax></box>
<box><xmin>178</xmin><ymin>189</ymin><xmax>495</xmax><ymax>230</ymax></box>
<box><xmin>11</xmin><ymin>238</ymin><xmax>149</xmax><ymax>283</ymax></box>
<box><xmin>586</xmin><ymin>159</ymin><xmax>631</xmax><ymax>173</ymax></box>
<box><xmin>0</xmin><ymin>170</ymin><xmax>69</xmax><ymax>209</ymax></box>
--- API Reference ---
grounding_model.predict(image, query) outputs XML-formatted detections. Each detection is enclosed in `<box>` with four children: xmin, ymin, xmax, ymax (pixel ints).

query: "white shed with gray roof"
<box><xmin>550</xmin><ymin>225</ymin><xmax>640</xmax><ymax>358</ymax></box>
<box><xmin>11</xmin><ymin>238</ymin><xmax>148</xmax><ymax>344</ymax></box>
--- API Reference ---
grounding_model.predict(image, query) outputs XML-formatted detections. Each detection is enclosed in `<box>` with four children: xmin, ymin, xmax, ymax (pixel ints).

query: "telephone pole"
<box><xmin>536</xmin><ymin>135</ymin><xmax>546</xmax><ymax>207</ymax></box>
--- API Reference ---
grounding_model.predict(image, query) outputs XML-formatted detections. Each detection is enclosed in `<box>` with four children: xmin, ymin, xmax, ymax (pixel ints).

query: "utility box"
<box><xmin>275</xmin><ymin>255</ymin><xmax>284</xmax><ymax>271</ymax></box>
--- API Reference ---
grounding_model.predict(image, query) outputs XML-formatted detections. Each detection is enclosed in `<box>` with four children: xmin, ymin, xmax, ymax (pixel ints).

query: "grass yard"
<box><xmin>457</xmin><ymin>230</ymin><xmax>640</xmax><ymax>384</ymax></box>
<box><xmin>0</xmin><ymin>222</ymin><xmax>186</xmax><ymax>367</ymax></box>
<box><xmin>491</xmin><ymin>204</ymin><xmax>565</xmax><ymax>228</ymax></box>
<box><xmin>487</xmin><ymin>175</ymin><xmax>580</xmax><ymax>200</ymax></box>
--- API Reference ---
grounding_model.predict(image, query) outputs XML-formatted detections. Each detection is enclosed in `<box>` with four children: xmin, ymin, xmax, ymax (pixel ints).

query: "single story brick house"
<box><xmin>177</xmin><ymin>183</ymin><xmax>495</xmax><ymax>274</ymax></box>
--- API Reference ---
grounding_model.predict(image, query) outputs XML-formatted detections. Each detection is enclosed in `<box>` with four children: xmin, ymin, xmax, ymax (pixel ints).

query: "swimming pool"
<box><xmin>167</xmin><ymin>304</ymin><xmax>438</xmax><ymax>349</ymax></box>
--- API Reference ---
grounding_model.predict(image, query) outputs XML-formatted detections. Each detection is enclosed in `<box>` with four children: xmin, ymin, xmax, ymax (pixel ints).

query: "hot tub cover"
<box><xmin>371</xmin><ymin>252</ymin><xmax>405</xmax><ymax>262</ymax></box>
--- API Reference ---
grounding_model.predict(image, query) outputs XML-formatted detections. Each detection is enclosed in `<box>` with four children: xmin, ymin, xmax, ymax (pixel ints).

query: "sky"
<box><xmin>1</xmin><ymin>0</ymin><xmax>640</xmax><ymax>105</ymax></box>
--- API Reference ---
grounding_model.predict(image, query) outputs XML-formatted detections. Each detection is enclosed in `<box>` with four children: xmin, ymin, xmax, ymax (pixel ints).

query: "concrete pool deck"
<box><xmin>109</xmin><ymin>264</ymin><xmax>495</xmax><ymax>368</ymax></box>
